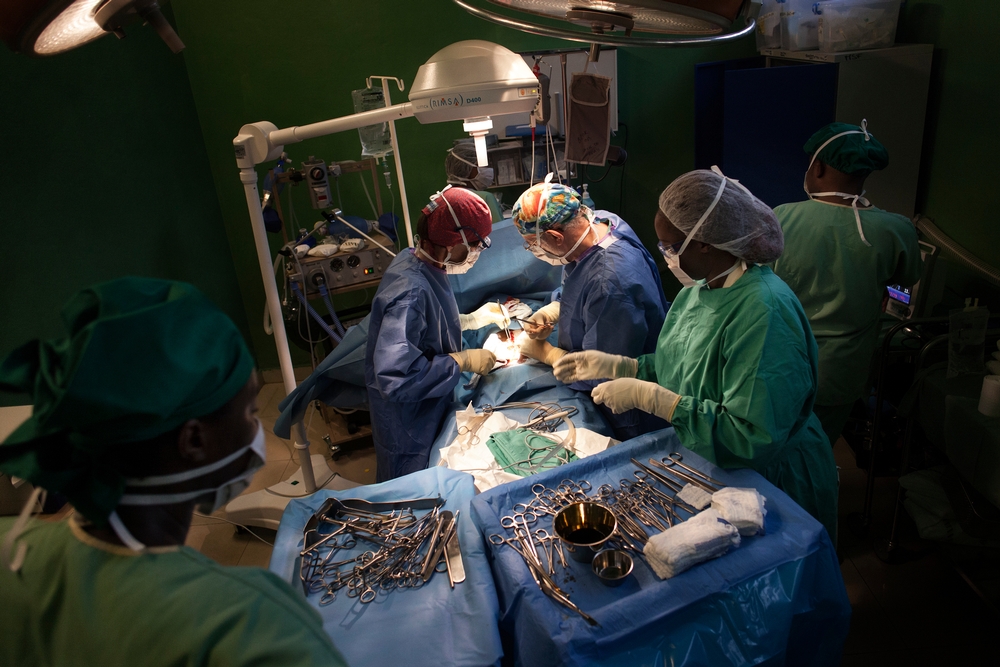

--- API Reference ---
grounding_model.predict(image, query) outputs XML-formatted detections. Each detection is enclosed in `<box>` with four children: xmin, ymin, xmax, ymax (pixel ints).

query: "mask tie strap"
<box><xmin>108</xmin><ymin>511</ymin><xmax>146</xmax><ymax>552</ymax></box>
<box><xmin>677</xmin><ymin>167</ymin><xmax>729</xmax><ymax>256</ymax></box>
<box><xmin>1</xmin><ymin>486</ymin><xmax>44</xmax><ymax>571</ymax></box>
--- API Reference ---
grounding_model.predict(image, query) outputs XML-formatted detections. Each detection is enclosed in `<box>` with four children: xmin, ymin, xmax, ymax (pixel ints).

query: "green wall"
<box><xmin>896</xmin><ymin>1</ymin><xmax>1000</xmax><ymax>304</ymax></box>
<box><xmin>5</xmin><ymin>1</ymin><xmax>994</xmax><ymax>379</ymax></box>
<box><xmin>0</xmin><ymin>18</ymin><xmax>249</xmax><ymax>406</ymax></box>
<box><xmin>169</xmin><ymin>0</ymin><xmax>756</xmax><ymax>370</ymax></box>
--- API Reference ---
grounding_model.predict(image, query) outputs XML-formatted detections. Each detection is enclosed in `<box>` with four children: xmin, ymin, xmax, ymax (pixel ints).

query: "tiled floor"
<box><xmin>190</xmin><ymin>383</ymin><xmax>999</xmax><ymax>664</ymax></box>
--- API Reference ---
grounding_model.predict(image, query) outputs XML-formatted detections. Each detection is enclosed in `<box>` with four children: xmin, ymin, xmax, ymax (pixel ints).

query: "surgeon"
<box><xmin>446</xmin><ymin>141</ymin><xmax>503</xmax><ymax>222</ymax></box>
<box><xmin>554</xmin><ymin>169</ymin><xmax>839</xmax><ymax>542</ymax></box>
<box><xmin>513</xmin><ymin>179</ymin><xmax>669</xmax><ymax>440</ymax></box>
<box><xmin>366</xmin><ymin>186</ymin><xmax>498</xmax><ymax>480</ymax></box>
<box><xmin>0</xmin><ymin>277</ymin><xmax>346</xmax><ymax>666</ymax></box>
<box><xmin>773</xmin><ymin>121</ymin><xmax>922</xmax><ymax>447</ymax></box>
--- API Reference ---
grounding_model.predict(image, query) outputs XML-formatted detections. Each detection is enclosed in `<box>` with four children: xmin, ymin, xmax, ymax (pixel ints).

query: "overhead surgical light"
<box><xmin>232</xmin><ymin>40</ymin><xmax>538</xmax><ymax>503</ymax></box>
<box><xmin>0</xmin><ymin>0</ymin><xmax>184</xmax><ymax>56</ymax></box>
<box><xmin>451</xmin><ymin>0</ymin><xmax>759</xmax><ymax>47</ymax></box>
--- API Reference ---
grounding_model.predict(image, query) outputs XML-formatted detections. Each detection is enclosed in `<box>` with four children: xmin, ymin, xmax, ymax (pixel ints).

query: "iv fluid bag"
<box><xmin>352</xmin><ymin>87</ymin><xmax>393</xmax><ymax>158</ymax></box>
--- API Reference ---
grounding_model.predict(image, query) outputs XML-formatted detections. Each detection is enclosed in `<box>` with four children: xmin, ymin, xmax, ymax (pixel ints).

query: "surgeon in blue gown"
<box><xmin>512</xmin><ymin>180</ymin><xmax>669</xmax><ymax>440</ymax></box>
<box><xmin>365</xmin><ymin>187</ymin><xmax>499</xmax><ymax>481</ymax></box>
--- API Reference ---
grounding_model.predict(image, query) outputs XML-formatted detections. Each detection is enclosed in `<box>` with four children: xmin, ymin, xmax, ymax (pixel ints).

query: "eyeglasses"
<box><xmin>657</xmin><ymin>240</ymin><xmax>684</xmax><ymax>259</ymax></box>
<box><xmin>455</xmin><ymin>226</ymin><xmax>491</xmax><ymax>250</ymax></box>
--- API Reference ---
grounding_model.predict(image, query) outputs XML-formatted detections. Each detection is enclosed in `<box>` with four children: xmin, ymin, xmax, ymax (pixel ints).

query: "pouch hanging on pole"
<box><xmin>565</xmin><ymin>72</ymin><xmax>612</xmax><ymax>166</ymax></box>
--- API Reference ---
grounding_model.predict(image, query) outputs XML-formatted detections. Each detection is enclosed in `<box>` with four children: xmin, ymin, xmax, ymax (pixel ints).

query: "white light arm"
<box><xmin>234</xmin><ymin>103</ymin><xmax>416</xmax><ymax>168</ymax></box>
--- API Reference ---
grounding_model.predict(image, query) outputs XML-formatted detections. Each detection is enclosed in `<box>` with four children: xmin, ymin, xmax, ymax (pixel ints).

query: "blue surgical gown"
<box><xmin>557</xmin><ymin>212</ymin><xmax>670</xmax><ymax>440</ymax></box>
<box><xmin>365</xmin><ymin>250</ymin><xmax>462</xmax><ymax>481</ymax></box>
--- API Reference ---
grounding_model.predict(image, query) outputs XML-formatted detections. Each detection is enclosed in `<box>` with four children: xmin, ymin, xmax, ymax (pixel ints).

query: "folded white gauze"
<box><xmin>643</xmin><ymin>509</ymin><xmax>740</xmax><ymax>580</ymax></box>
<box><xmin>676</xmin><ymin>483</ymin><xmax>713</xmax><ymax>510</ymax></box>
<box><xmin>711</xmin><ymin>487</ymin><xmax>767</xmax><ymax>536</ymax></box>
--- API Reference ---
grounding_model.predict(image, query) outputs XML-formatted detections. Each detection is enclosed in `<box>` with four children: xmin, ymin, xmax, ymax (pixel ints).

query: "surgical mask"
<box><xmin>469</xmin><ymin>167</ymin><xmax>494</xmax><ymax>191</ymax></box>
<box><xmin>109</xmin><ymin>419</ymin><xmax>267</xmax><ymax>551</ymax></box>
<box><xmin>445</xmin><ymin>246</ymin><xmax>481</xmax><ymax>275</ymax></box>
<box><xmin>527</xmin><ymin>223</ymin><xmax>594</xmax><ymax>266</ymax></box>
<box><xmin>803</xmin><ymin>119</ymin><xmax>874</xmax><ymax>247</ymax></box>
<box><xmin>659</xmin><ymin>168</ymin><xmax>730</xmax><ymax>288</ymax></box>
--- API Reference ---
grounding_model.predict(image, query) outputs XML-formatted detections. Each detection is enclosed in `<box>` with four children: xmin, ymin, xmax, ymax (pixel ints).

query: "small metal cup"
<box><xmin>591</xmin><ymin>549</ymin><xmax>633</xmax><ymax>587</ymax></box>
<box><xmin>553</xmin><ymin>502</ymin><xmax>617</xmax><ymax>563</ymax></box>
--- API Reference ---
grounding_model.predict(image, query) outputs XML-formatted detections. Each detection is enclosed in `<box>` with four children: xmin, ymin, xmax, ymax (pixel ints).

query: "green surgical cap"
<box><xmin>0</xmin><ymin>277</ymin><xmax>254</xmax><ymax>523</ymax></box>
<box><xmin>804</xmin><ymin>122</ymin><xmax>889</xmax><ymax>177</ymax></box>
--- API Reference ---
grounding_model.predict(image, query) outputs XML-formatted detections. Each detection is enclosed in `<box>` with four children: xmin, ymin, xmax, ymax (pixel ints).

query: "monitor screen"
<box><xmin>887</xmin><ymin>285</ymin><xmax>911</xmax><ymax>304</ymax></box>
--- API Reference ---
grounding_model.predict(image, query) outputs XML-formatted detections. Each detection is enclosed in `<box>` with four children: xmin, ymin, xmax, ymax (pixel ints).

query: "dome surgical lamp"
<box><xmin>231</xmin><ymin>40</ymin><xmax>538</xmax><ymax>500</ymax></box>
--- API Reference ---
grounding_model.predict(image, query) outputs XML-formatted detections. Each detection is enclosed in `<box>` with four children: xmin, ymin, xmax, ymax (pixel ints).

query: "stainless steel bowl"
<box><xmin>553</xmin><ymin>502</ymin><xmax>617</xmax><ymax>563</ymax></box>
<box><xmin>591</xmin><ymin>549</ymin><xmax>633</xmax><ymax>587</ymax></box>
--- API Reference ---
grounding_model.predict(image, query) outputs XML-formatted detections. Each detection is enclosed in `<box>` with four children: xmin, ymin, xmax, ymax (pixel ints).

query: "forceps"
<box><xmin>663</xmin><ymin>452</ymin><xmax>725</xmax><ymax>488</ymax></box>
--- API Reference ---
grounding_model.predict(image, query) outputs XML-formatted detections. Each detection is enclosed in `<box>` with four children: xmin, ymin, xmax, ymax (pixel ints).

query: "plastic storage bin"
<box><xmin>815</xmin><ymin>0</ymin><xmax>902</xmax><ymax>52</ymax></box>
<box><xmin>756</xmin><ymin>0</ymin><xmax>782</xmax><ymax>49</ymax></box>
<box><xmin>779</xmin><ymin>0</ymin><xmax>819</xmax><ymax>51</ymax></box>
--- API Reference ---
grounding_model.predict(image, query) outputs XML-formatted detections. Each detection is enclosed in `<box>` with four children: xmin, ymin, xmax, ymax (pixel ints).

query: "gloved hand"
<box><xmin>459</xmin><ymin>303</ymin><xmax>511</xmax><ymax>331</ymax></box>
<box><xmin>518</xmin><ymin>335</ymin><xmax>567</xmax><ymax>366</ymax></box>
<box><xmin>521</xmin><ymin>301</ymin><xmax>560</xmax><ymax>340</ymax></box>
<box><xmin>553</xmin><ymin>350</ymin><xmax>638</xmax><ymax>383</ymax></box>
<box><xmin>592</xmin><ymin>378</ymin><xmax>681</xmax><ymax>421</ymax></box>
<box><xmin>449</xmin><ymin>349</ymin><xmax>498</xmax><ymax>375</ymax></box>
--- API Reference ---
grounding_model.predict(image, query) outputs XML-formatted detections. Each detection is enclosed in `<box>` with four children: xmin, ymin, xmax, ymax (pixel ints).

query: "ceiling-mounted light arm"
<box><xmin>450</xmin><ymin>0</ymin><xmax>758</xmax><ymax>47</ymax></box>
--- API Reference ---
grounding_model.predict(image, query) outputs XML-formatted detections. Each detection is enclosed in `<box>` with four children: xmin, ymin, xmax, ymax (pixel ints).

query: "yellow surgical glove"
<box><xmin>553</xmin><ymin>350</ymin><xmax>638</xmax><ymax>383</ymax></box>
<box><xmin>459</xmin><ymin>303</ymin><xmax>511</xmax><ymax>331</ymax></box>
<box><xmin>449</xmin><ymin>349</ymin><xmax>497</xmax><ymax>375</ymax></box>
<box><xmin>592</xmin><ymin>378</ymin><xmax>681</xmax><ymax>421</ymax></box>
<box><xmin>518</xmin><ymin>336</ymin><xmax>567</xmax><ymax>366</ymax></box>
<box><xmin>522</xmin><ymin>301</ymin><xmax>560</xmax><ymax>340</ymax></box>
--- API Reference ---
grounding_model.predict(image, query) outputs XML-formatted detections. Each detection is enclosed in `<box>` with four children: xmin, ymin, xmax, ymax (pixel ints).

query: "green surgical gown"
<box><xmin>0</xmin><ymin>517</ymin><xmax>347</xmax><ymax>667</ymax></box>
<box><xmin>636</xmin><ymin>265</ymin><xmax>839</xmax><ymax>541</ymax></box>
<box><xmin>773</xmin><ymin>200</ymin><xmax>922</xmax><ymax>406</ymax></box>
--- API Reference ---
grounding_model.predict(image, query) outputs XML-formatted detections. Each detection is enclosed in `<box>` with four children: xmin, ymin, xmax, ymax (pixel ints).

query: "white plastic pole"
<box><xmin>239</xmin><ymin>167</ymin><xmax>317</xmax><ymax>492</ymax></box>
<box><xmin>380</xmin><ymin>80</ymin><xmax>415</xmax><ymax>248</ymax></box>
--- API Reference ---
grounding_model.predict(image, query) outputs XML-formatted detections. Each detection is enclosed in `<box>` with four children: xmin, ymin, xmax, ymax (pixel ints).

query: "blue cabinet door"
<box><xmin>696</xmin><ymin>58</ymin><xmax>838</xmax><ymax>209</ymax></box>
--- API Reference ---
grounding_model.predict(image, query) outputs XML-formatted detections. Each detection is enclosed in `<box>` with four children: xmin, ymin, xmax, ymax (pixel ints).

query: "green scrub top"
<box><xmin>0</xmin><ymin>517</ymin><xmax>348</xmax><ymax>667</ymax></box>
<box><xmin>636</xmin><ymin>265</ymin><xmax>839</xmax><ymax>541</ymax></box>
<box><xmin>772</xmin><ymin>200</ymin><xmax>922</xmax><ymax>406</ymax></box>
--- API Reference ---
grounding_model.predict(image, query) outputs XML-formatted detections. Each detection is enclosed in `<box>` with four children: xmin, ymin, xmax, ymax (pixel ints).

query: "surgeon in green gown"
<box><xmin>0</xmin><ymin>278</ymin><xmax>346</xmax><ymax>667</ymax></box>
<box><xmin>772</xmin><ymin>121</ymin><xmax>922</xmax><ymax>447</ymax></box>
<box><xmin>554</xmin><ymin>168</ymin><xmax>839</xmax><ymax>543</ymax></box>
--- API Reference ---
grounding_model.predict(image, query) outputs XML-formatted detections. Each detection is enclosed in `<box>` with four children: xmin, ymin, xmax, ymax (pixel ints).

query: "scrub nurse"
<box><xmin>555</xmin><ymin>168</ymin><xmax>840</xmax><ymax>542</ymax></box>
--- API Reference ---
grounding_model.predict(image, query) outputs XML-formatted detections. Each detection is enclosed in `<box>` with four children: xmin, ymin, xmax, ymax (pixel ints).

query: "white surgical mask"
<box><xmin>527</xmin><ymin>223</ymin><xmax>594</xmax><ymax>266</ymax></box>
<box><xmin>109</xmin><ymin>419</ymin><xmax>267</xmax><ymax>551</ymax></box>
<box><xmin>803</xmin><ymin>119</ymin><xmax>874</xmax><ymax>247</ymax></box>
<box><xmin>446</xmin><ymin>247</ymin><xmax>481</xmax><ymax>274</ymax></box>
<box><xmin>660</xmin><ymin>167</ymin><xmax>730</xmax><ymax>288</ymax></box>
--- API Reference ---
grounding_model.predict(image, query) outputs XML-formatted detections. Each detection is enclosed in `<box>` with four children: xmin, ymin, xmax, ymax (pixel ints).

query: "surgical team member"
<box><xmin>773</xmin><ymin>121</ymin><xmax>922</xmax><ymax>447</ymax></box>
<box><xmin>446</xmin><ymin>141</ymin><xmax>503</xmax><ymax>222</ymax></box>
<box><xmin>555</xmin><ymin>169</ymin><xmax>839</xmax><ymax>542</ymax></box>
<box><xmin>513</xmin><ymin>180</ymin><xmax>669</xmax><ymax>440</ymax></box>
<box><xmin>0</xmin><ymin>277</ymin><xmax>346</xmax><ymax>666</ymax></box>
<box><xmin>366</xmin><ymin>186</ymin><xmax>498</xmax><ymax>481</ymax></box>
